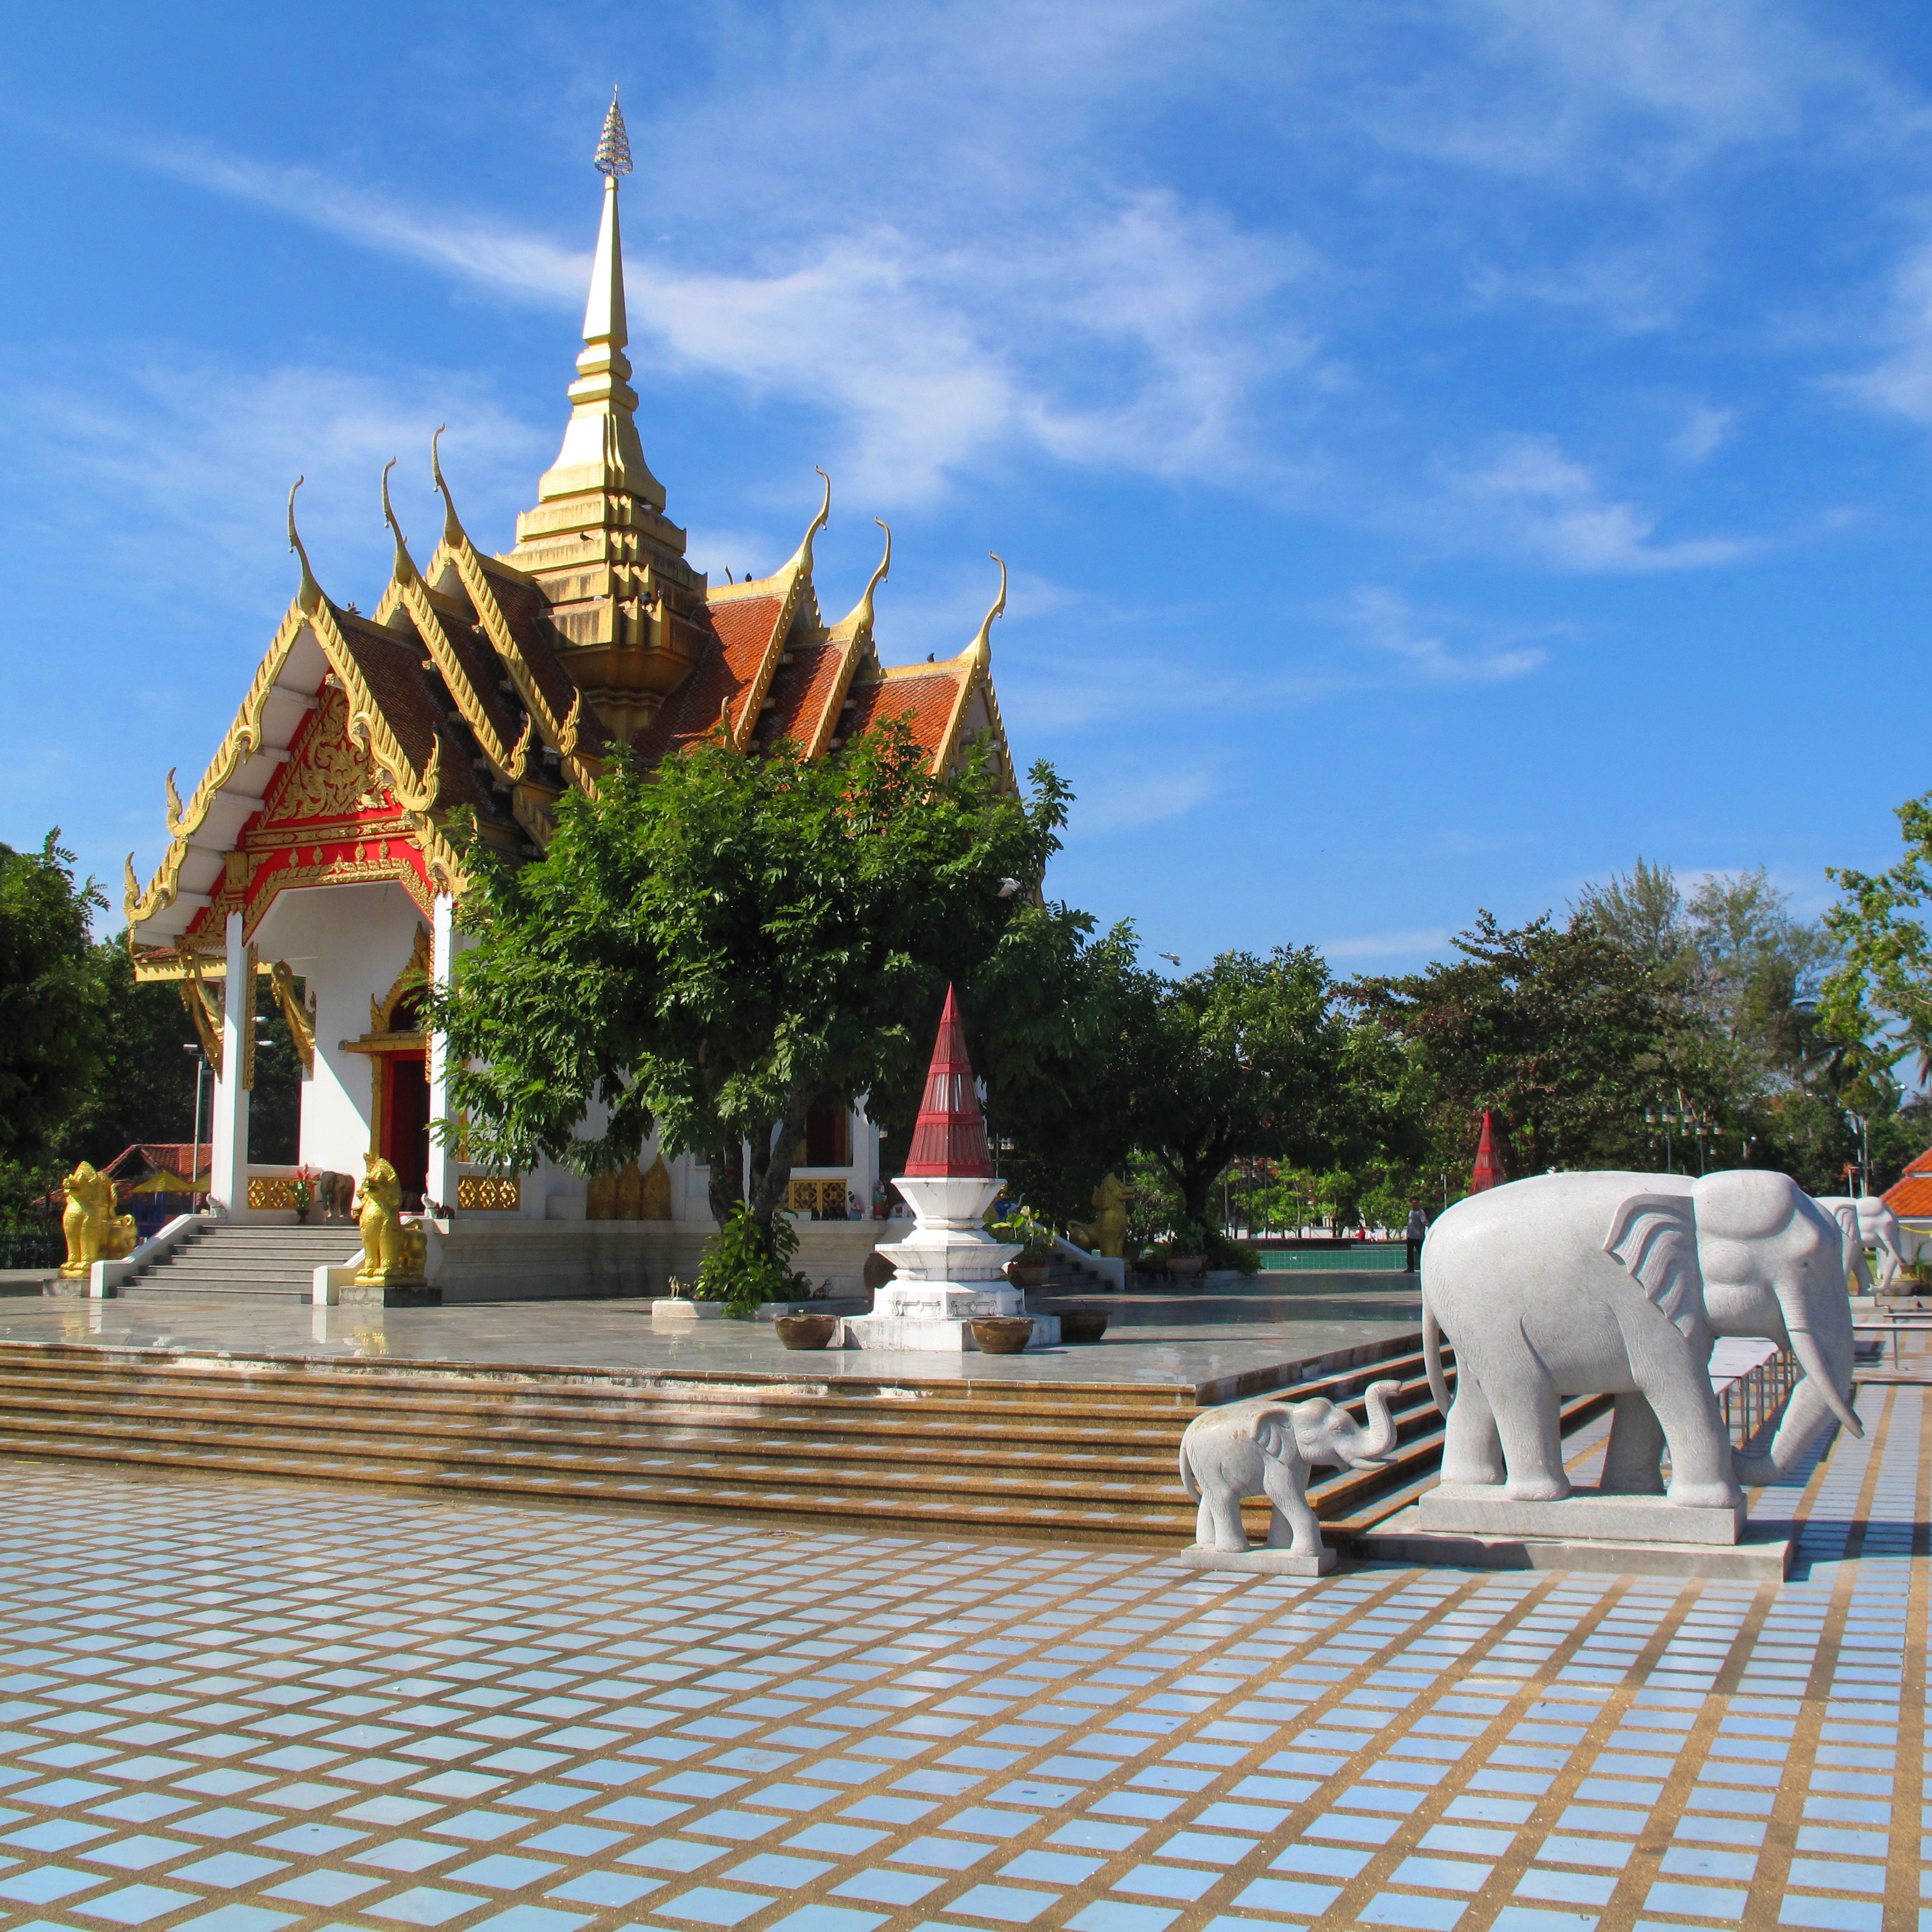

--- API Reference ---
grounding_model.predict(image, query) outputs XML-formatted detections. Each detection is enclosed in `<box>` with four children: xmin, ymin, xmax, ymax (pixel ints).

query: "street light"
<box><xmin>1843</xmin><ymin>1112</ymin><xmax>1871</xmax><ymax>1196</ymax></box>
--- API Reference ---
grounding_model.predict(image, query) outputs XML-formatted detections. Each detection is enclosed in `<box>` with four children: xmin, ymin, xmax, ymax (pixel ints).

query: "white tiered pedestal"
<box><xmin>840</xmin><ymin>1175</ymin><xmax>1061</xmax><ymax>1351</ymax></box>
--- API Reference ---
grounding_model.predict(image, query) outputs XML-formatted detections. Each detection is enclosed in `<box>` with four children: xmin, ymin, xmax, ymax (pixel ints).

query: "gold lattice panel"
<box><xmin>247</xmin><ymin>1176</ymin><xmax>298</xmax><ymax>1210</ymax></box>
<box><xmin>457</xmin><ymin>1176</ymin><xmax>521</xmax><ymax>1212</ymax></box>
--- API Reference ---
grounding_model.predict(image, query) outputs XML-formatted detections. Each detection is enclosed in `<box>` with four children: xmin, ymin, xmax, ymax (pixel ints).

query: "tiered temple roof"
<box><xmin>126</xmin><ymin>95</ymin><xmax>1014</xmax><ymax>972</ymax></box>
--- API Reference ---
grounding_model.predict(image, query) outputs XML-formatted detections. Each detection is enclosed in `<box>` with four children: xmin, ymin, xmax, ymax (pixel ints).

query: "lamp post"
<box><xmin>1645</xmin><ymin>1099</ymin><xmax>1679</xmax><ymax>1174</ymax></box>
<box><xmin>1844</xmin><ymin>1113</ymin><xmax>1870</xmax><ymax>1196</ymax></box>
<box><xmin>183</xmin><ymin>1044</ymin><xmax>207</xmax><ymax>1210</ymax></box>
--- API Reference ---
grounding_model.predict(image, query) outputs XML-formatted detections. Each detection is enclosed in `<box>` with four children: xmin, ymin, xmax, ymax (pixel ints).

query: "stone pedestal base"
<box><xmin>1176</xmin><ymin>1544</ymin><xmax>1336</xmax><ymax>1576</ymax></box>
<box><xmin>1353</xmin><ymin>1506</ymin><xmax>1789</xmax><ymax>1581</ymax></box>
<box><xmin>1418</xmin><ymin>1485</ymin><xmax>1746</xmax><ymax>1546</ymax></box>
<box><xmin>650</xmin><ymin>1299</ymin><xmax>719</xmax><ymax>1321</ymax></box>
<box><xmin>841</xmin><ymin>1310</ymin><xmax>1062</xmax><ymax>1352</ymax></box>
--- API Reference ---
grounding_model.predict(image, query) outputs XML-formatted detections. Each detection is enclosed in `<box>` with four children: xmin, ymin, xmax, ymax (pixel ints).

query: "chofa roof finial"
<box><xmin>381</xmin><ymin>458</ymin><xmax>419</xmax><ymax>585</ymax></box>
<box><xmin>287</xmin><ymin>476</ymin><xmax>321</xmax><ymax>613</ymax></box>
<box><xmin>430</xmin><ymin>425</ymin><xmax>467</xmax><ymax>548</ymax></box>
<box><xmin>965</xmin><ymin>552</ymin><xmax>1006</xmax><ymax>671</ymax></box>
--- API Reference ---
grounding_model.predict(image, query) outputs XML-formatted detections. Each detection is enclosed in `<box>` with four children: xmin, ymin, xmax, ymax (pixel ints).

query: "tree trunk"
<box><xmin>746</xmin><ymin>1088</ymin><xmax>821</xmax><ymax>1231</ymax></box>
<box><xmin>708</xmin><ymin>1141</ymin><xmax>744</xmax><ymax>1226</ymax></box>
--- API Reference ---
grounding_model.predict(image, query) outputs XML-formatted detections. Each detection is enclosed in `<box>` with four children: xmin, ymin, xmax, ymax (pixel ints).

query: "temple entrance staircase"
<box><xmin>116</xmin><ymin>1224</ymin><xmax>361</xmax><ymax>1301</ymax></box>
<box><xmin>0</xmin><ymin>1338</ymin><xmax>1610</xmax><ymax>1546</ymax></box>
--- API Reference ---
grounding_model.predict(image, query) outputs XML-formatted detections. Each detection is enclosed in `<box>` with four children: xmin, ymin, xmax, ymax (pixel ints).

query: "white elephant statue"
<box><xmin>1814</xmin><ymin>1195</ymin><xmax>1907</xmax><ymax>1293</ymax></box>
<box><xmin>1179</xmin><ymin>1380</ymin><xmax>1401</xmax><ymax>1555</ymax></box>
<box><xmin>1422</xmin><ymin>1169</ymin><xmax>1861</xmax><ymax>1509</ymax></box>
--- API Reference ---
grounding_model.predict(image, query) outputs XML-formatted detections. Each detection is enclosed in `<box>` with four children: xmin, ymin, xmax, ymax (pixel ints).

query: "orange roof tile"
<box><xmin>845</xmin><ymin>667</ymin><xmax>965</xmax><ymax>764</ymax></box>
<box><xmin>634</xmin><ymin>594</ymin><xmax>786</xmax><ymax>760</ymax></box>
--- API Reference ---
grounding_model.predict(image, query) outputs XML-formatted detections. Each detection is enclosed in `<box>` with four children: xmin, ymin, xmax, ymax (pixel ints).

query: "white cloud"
<box><xmin>1345</xmin><ymin>587</ymin><xmax>1548</xmax><ymax>684</ymax></box>
<box><xmin>1470</xmin><ymin>242</ymin><xmax>1690</xmax><ymax>335</ymax></box>
<box><xmin>1443</xmin><ymin>433</ymin><xmax>1752</xmax><ymax>572</ymax></box>
<box><xmin>1354</xmin><ymin>0</ymin><xmax>1889</xmax><ymax>185</ymax></box>
<box><xmin>1</xmin><ymin>353</ymin><xmax>544</xmax><ymax>612</ymax></box>
<box><xmin>131</xmin><ymin>137</ymin><xmax>1313</xmax><ymax>507</ymax></box>
<box><xmin>1321</xmin><ymin>927</ymin><xmax>1451</xmax><ymax>962</ymax></box>
<box><xmin>1671</xmin><ymin>402</ymin><xmax>1738</xmax><ymax>462</ymax></box>
<box><xmin>1076</xmin><ymin>766</ymin><xmax>1221</xmax><ymax>833</ymax></box>
<box><xmin>1837</xmin><ymin>235</ymin><xmax>1932</xmax><ymax>429</ymax></box>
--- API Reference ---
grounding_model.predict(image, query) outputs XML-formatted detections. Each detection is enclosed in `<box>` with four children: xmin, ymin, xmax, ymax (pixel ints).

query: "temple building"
<box><xmin>123</xmin><ymin>98</ymin><xmax>1015</xmax><ymax>1297</ymax></box>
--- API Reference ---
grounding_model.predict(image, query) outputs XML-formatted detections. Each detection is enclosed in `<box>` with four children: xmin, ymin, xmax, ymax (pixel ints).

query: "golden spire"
<box><xmin>965</xmin><ymin>552</ymin><xmax>1006</xmax><ymax>671</ymax></box>
<box><xmin>381</xmin><ymin>459</ymin><xmax>419</xmax><ymax>586</ymax></box>
<box><xmin>287</xmin><ymin>478</ymin><xmax>322</xmax><ymax>614</ymax></box>
<box><xmin>830</xmin><ymin>518</ymin><xmax>891</xmax><ymax>642</ymax></box>
<box><xmin>534</xmin><ymin>90</ymin><xmax>665</xmax><ymax>513</ymax></box>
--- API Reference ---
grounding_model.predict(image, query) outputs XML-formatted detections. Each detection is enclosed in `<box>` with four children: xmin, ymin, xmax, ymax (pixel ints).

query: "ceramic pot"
<box><xmin>1006</xmin><ymin>1261</ymin><xmax>1050</xmax><ymax>1289</ymax></box>
<box><xmin>1059</xmin><ymin>1308</ymin><xmax>1109</xmax><ymax>1345</ymax></box>
<box><xmin>294</xmin><ymin>1206</ymin><xmax>311</xmax><ymax>1226</ymax></box>
<box><xmin>971</xmin><ymin>1316</ymin><xmax>1034</xmax><ymax>1355</ymax></box>
<box><xmin>775</xmin><ymin>1314</ymin><xmax>838</xmax><ymax>1350</ymax></box>
<box><xmin>1165</xmin><ymin>1255</ymin><xmax>1204</xmax><ymax>1279</ymax></box>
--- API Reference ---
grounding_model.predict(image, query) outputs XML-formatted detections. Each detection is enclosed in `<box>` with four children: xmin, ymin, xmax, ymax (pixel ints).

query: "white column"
<box><xmin>425</xmin><ymin>893</ymin><xmax>457</xmax><ymax>1214</ymax></box>
<box><xmin>209</xmin><ymin>910</ymin><xmax>250</xmax><ymax>1218</ymax></box>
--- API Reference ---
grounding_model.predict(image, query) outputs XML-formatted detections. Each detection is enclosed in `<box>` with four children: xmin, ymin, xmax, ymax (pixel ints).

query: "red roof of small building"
<box><xmin>1884</xmin><ymin>1147</ymin><xmax>1932</xmax><ymax>1217</ymax></box>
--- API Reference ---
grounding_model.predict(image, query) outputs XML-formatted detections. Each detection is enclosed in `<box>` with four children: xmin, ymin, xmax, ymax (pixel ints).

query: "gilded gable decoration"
<box><xmin>370</xmin><ymin>926</ymin><xmax>433</xmax><ymax>1036</ymax></box>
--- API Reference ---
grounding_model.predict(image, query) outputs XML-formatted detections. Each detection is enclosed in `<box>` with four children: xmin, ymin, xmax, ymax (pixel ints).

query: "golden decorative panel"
<box><xmin>264</xmin><ymin>688</ymin><xmax>385</xmax><ymax>824</ymax></box>
<box><xmin>457</xmin><ymin>1176</ymin><xmax>521</xmax><ymax>1212</ymax></box>
<box><xmin>248</xmin><ymin>1176</ymin><xmax>298</xmax><ymax>1210</ymax></box>
<box><xmin>785</xmin><ymin>1178</ymin><xmax>858</xmax><ymax>1217</ymax></box>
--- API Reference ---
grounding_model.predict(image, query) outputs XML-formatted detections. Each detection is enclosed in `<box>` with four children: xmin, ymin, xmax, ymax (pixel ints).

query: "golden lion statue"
<box><xmin>1067</xmin><ymin>1171</ymin><xmax>1132</xmax><ymax>1261</ymax></box>
<box><xmin>60</xmin><ymin>1162</ymin><xmax>138</xmax><ymax>1278</ymax></box>
<box><xmin>353</xmin><ymin>1154</ymin><xmax>427</xmax><ymax>1287</ymax></box>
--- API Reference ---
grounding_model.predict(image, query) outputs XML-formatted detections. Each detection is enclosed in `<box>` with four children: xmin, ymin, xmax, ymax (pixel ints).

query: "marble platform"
<box><xmin>1416</xmin><ymin>1484</ymin><xmax>1749</xmax><ymax>1545</ymax></box>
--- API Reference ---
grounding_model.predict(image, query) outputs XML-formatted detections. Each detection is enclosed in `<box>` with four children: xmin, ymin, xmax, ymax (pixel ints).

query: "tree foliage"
<box><xmin>433</xmin><ymin>720</ymin><xmax>1070</xmax><ymax>1249</ymax></box>
<box><xmin>0</xmin><ymin>834</ymin><xmax>107</xmax><ymax>1172</ymax></box>
<box><xmin>1352</xmin><ymin>907</ymin><xmax>1692</xmax><ymax>1178</ymax></box>
<box><xmin>59</xmin><ymin>936</ymin><xmax>203</xmax><ymax>1169</ymax></box>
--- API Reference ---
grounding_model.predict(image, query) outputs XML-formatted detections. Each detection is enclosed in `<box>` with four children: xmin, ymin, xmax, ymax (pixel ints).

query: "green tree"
<box><xmin>977</xmin><ymin>915</ymin><xmax>1146</xmax><ymax>1228</ymax></box>
<box><xmin>1116</xmin><ymin>948</ymin><xmax>1388</xmax><ymax>1256</ymax></box>
<box><xmin>1353</xmin><ymin>908</ymin><xmax>1694</xmax><ymax>1176</ymax></box>
<box><xmin>0</xmin><ymin>833</ymin><xmax>107</xmax><ymax>1172</ymax></box>
<box><xmin>58</xmin><ymin>937</ymin><xmax>201</xmax><ymax>1169</ymax></box>
<box><xmin>1821</xmin><ymin>792</ymin><xmax>1932</xmax><ymax>1084</ymax></box>
<box><xmin>433</xmin><ymin>721</ymin><xmax>1068</xmax><ymax>1270</ymax></box>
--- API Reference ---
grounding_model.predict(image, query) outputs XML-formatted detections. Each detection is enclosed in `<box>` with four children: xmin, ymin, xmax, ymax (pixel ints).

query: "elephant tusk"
<box><xmin>1787</xmin><ymin>1326</ymin><xmax>1865</xmax><ymax>1440</ymax></box>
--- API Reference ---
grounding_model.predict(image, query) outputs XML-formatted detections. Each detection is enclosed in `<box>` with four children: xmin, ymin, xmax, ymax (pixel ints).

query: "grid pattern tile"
<box><xmin>0</xmin><ymin>1383</ymin><xmax>1917</xmax><ymax>1932</ymax></box>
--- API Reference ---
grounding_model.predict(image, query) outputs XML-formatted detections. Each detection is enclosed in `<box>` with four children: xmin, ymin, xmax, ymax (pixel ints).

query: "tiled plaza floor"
<box><xmin>0</xmin><ymin>1384</ymin><xmax>1919</xmax><ymax>1932</ymax></box>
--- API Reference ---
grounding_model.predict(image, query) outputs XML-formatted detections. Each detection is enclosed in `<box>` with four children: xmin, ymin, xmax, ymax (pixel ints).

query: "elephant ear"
<box><xmin>1602</xmin><ymin>1192</ymin><xmax>1703</xmax><ymax>1339</ymax></box>
<box><xmin>1827</xmin><ymin>1201</ymin><xmax>1860</xmax><ymax>1251</ymax></box>
<box><xmin>1252</xmin><ymin>1406</ymin><xmax>1300</xmax><ymax>1463</ymax></box>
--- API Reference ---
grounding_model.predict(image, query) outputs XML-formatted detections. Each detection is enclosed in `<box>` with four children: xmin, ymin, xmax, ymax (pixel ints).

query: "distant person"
<box><xmin>1404</xmin><ymin>1202</ymin><xmax>1428</xmax><ymax>1274</ymax></box>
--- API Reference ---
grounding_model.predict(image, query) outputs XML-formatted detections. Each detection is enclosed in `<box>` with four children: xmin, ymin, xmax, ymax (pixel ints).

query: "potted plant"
<box><xmin>989</xmin><ymin>1203</ymin><xmax>1055</xmax><ymax>1289</ymax></box>
<box><xmin>290</xmin><ymin>1166</ymin><xmax>317</xmax><ymax>1226</ymax></box>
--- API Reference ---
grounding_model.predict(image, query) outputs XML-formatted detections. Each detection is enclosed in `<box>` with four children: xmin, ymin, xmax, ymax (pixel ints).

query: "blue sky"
<box><xmin>6</xmin><ymin>1</ymin><xmax>1932</xmax><ymax>970</ymax></box>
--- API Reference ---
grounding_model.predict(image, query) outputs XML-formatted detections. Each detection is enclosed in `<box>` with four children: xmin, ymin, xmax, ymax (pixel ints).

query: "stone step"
<box><xmin>0</xmin><ymin>1337</ymin><xmax>1474</xmax><ymax>1544</ymax></box>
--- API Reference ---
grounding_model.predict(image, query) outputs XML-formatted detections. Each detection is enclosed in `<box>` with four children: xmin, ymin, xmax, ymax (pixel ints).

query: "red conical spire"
<box><xmin>903</xmin><ymin>985</ymin><xmax>994</xmax><ymax>1177</ymax></box>
<box><xmin>1471</xmin><ymin>1110</ymin><xmax>1506</xmax><ymax>1193</ymax></box>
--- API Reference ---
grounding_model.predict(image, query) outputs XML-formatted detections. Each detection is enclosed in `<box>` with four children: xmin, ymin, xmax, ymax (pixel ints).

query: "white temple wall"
<box><xmin>252</xmin><ymin>882</ymin><xmax>430</xmax><ymax>1182</ymax></box>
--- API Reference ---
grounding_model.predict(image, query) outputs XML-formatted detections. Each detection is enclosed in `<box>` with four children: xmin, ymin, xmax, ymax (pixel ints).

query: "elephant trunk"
<box><xmin>1352</xmin><ymin>1379</ymin><xmax>1401</xmax><ymax>1465</ymax></box>
<box><xmin>1735</xmin><ymin>1274</ymin><xmax>1863</xmax><ymax>1484</ymax></box>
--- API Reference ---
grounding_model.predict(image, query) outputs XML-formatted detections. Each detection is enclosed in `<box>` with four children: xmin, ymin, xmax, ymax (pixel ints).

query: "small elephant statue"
<box><xmin>1423</xmin><ymin>1168</ymin><xmax>1861</xmax><ymax>1508</ymax></box>
<box><xmin>1179</xmin><ymin>1380</ymin><xmax>1401</xmax><ymax>1555</ymax></box>
<box><xmin>1814</xmin><ymin>1194</ymin><xmax>1907</xmax><ymax>1294</ymax></box>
